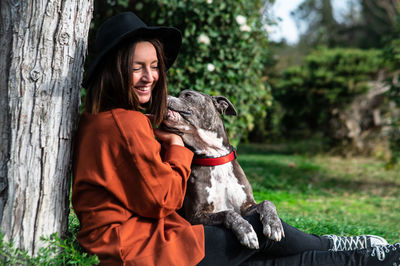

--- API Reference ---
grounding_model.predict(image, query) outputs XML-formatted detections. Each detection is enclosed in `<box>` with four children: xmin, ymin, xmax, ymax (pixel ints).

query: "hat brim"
<box><xmin>82</xmin><ymin>26</ymin><xmax>181</xmax><ymax>88</ymax></box>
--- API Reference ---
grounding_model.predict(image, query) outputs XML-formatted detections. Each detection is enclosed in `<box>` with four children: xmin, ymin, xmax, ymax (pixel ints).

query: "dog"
<box><xmin>162</xmin><ymin>90</ymin><xmax>285</xmax><ymax>249</ymax></box>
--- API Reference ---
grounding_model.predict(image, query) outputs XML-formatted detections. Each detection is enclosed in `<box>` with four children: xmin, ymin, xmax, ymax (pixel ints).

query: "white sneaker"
<box><xmin>324</xmin><ymin>234</ymin><xmax>389</xmax><ymax>251</ymax></box>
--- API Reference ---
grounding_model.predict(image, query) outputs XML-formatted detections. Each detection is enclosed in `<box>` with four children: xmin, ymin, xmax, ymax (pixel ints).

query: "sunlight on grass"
<box><xmin>238</xmin><ymin>143</ymin><xmax>400</xmax><ymax>243</ymax></box>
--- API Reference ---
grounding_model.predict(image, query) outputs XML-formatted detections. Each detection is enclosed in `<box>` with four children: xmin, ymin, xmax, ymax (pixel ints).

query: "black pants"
<box><xmin>197</xmin><ymin>213</ymin><xmax>370</xmax><ymax>266</ymax></box>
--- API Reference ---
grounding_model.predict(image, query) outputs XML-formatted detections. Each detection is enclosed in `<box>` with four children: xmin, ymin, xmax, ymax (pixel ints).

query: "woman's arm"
<box><xmin>112</xmin><ymin>109</ymin><xmax>193</xmax><ymax>219</ymax></box>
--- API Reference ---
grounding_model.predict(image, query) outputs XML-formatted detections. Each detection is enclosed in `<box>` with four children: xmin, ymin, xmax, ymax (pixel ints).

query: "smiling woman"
<box><xmin>84</xmin><ymin>37</ymin><xmax>168</xmax><ymax>125</ymax></box>
<box><xmin>131</xmin><ymin>41</ymin><xmax>160</xmax><ymax>104</ymax></box>
<box><xmin>73</xmin><ymin>12</ymin><xmax>203</xmax><ymax>265</ymax></box>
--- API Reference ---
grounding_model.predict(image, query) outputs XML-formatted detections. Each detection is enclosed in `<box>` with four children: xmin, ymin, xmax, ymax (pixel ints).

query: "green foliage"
<box><xmin>89</xmin><ymin>0</ymin><xmax>274</xmax><ymax>144</ymax></box>
<box><xmin>0</xmin><ymin>211</ymin><xmax>98</xmax><ymax>265</ymax></box>
<box><xmin>271</xmin><ymin>47</ymin><xmax>387</xmax><ymax>138</ymax></box>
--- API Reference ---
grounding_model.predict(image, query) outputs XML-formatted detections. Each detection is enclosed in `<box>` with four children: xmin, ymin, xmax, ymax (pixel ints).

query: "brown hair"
<box><xmin>84</xmin><ymin>37</ymin><xmax>167</xmax><ymax>126</ymax></box>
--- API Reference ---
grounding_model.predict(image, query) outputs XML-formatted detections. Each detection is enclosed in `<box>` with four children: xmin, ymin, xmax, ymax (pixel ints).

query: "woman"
<box><xmin>72</xmin><ymin>12</ymin><xmax>399</xmax><ymax>265</ymax></box>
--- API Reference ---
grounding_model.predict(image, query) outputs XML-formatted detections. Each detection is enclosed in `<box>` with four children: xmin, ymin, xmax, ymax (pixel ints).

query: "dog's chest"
<box><xmin>205</xmin><ymin>163</ymin><xmax>247</xmax><ymax>213</ymax></box>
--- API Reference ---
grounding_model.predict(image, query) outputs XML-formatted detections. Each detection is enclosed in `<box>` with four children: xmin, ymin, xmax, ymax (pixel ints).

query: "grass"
<box><xmin>1</xmin><ymin>140</ymin><xmax>399</xmax><ymax>263</ymax></box>
<box><xmin>238</xmin><ymin>142</ymin><xmax>400</xmax><ymax>244</ymax></box>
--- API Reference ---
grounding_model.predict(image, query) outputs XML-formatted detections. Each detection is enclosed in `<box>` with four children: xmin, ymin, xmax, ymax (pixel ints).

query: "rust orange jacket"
<box><xmin>72</xmin><ymin>109</ymin><xmax>205</xmax><ymax>265</ymax></box>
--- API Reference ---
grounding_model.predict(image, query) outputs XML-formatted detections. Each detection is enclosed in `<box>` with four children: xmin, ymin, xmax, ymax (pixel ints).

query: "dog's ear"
<box><xmin>212</xmin><ymin>96</ymin><xmax>237</xmax><ymax>116</ymax></box>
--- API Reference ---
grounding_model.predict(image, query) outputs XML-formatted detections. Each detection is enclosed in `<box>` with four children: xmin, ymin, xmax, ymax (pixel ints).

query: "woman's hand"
<box><xmin>145</xmin><ymin>114</ymin><xmax>184</xmax><ymax>147</ymax></box>
<box><xmin>153</xmin><ymin>128</ymin><xmax>184</xmax><ymax>147</ymax></box>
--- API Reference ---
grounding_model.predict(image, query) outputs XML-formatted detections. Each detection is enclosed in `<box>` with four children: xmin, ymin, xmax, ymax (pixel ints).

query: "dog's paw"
<box><xmin>225</xmin><ymin>211</ymin><xmax>260</xmax><ymax>249</ymax></box>
<box><xmin>240</xmin><ymin>227</ymin><xmax>259</xmax><ymax>249</ymax></box>
<box><xmin>261</xmin><ymin>221</ymin><xmax>284</xmax><ymax>242</ymax></box>
<box><xmin>258</xmin><ymin>200</ymin><xmax>285</xmax><ymax>241</ymax></box>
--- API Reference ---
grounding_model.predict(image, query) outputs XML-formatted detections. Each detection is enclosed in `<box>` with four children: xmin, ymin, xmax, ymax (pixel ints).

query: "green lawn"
<box><xmin>4</xmin><ymin>141</ymin><xmax>398</xmax><ymax>264</ymax></box>
<box><xmin>238</xmin><ymin>143</ymin><xmax>400</xmax><ymax>244</ymax></box>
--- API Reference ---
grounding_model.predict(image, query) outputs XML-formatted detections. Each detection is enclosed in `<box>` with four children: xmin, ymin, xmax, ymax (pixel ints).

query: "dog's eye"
<box><xmin>183</xmin><ymin>93</ymin><xmax>192</xmax><ymax>99</ymax></box>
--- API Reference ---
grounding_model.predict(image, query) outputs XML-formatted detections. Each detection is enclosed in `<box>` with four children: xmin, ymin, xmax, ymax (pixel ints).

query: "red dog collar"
<box><xmin>192</xmin><ymin>146</ymin><xmax>237</xmax><ymax>166</ymax></box>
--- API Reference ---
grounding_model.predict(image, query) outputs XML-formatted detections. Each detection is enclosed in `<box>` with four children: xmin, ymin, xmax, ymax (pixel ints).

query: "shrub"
<box><xmin>270</xmin><ymin>47</ymin><xmax>388</xmax><ymax>139</ymax></box>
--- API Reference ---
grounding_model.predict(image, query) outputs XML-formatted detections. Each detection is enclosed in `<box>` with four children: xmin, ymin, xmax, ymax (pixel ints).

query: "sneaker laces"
<box><xmin>370</xmin><ymin>243</ymin><xmax>400</xmax><ymax>262</ymax></box>
<box><xmin>327</xmin><ymin>235</ymin><xmax>369</xmax><ymax>251</ymax></box>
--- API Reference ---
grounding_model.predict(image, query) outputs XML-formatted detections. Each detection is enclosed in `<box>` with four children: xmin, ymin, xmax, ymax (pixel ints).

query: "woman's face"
<box><xmin>131</xmin><ymin>41</ymin><xmax>159</xmax><ymax>104</ymax></box>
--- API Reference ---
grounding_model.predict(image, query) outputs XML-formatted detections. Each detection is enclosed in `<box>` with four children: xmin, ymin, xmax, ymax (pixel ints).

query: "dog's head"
<box><xmin>162</xmin><ymin>90</ymin><xmax>237</xmax><ymax>154</ymax></box>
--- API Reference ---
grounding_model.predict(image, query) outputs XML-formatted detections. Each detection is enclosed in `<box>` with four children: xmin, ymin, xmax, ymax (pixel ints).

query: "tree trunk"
<box><xmin>0</xmin><ymin>0</ymin><xmax>93</xmax><ymax>256</ymax></box>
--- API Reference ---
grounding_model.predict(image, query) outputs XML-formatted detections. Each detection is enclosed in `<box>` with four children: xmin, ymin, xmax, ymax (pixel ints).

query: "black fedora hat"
<box><xmin>83</xmin><ymin>12</ymin><xmax>182</xmax><ymax>88</ymax></box>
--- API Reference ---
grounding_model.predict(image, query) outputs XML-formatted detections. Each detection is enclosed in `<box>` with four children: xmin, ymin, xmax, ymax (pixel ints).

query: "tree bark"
<box><xmin>0</xmin><ymin>0</ymin><xmax>93</xmax><ymax>256</ymax></box>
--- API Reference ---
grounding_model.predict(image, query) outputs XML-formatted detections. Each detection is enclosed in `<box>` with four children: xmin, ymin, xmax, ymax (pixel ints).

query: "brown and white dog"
<box><xmin>162</xmin><ymin>90</ymin><xmax>284</xmax><ymax>249</ymax></box>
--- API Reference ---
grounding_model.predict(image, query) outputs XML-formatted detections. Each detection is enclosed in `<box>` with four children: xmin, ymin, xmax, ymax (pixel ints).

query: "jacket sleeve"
<box><xmin>112</xmin><ymin>110</ymin><xmax>193</xmax><ymax>219</ymax></box>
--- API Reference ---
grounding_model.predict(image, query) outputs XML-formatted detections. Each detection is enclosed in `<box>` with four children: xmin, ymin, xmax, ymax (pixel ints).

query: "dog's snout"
<box><xmin>167</xmin><ymin>95</ymin><xmax>177</xmax><ymax>102</ymax></box>
<box><xmin>167</xmin><ymin>95</ymin><xmax>180</xmax><ymax>109</ymax></box>
<box><xmin>166</xmin><ymin>95</ymin><xmax>193</xmax><ymax>117</ymax></box>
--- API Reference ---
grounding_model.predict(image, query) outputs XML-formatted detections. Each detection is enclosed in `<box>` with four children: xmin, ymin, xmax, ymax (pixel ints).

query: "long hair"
<box><xmin>84</xmin><ymin>37</ymin><xmax>167</xmax><ymax>126</ymax></box>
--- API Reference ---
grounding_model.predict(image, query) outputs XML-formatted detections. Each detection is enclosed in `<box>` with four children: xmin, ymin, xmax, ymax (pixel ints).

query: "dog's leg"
<box><xmin>243</xmin><ymin>200</ymin><xmax>285</xmax><ymax>242</ymax></box>
<box><xmin>190</xmin><ymin>210</ymin><xmax>260</xmax><ymax>249</ymax></box>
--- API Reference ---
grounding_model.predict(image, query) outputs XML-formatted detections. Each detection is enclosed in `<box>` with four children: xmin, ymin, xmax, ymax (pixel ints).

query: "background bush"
<box><xmin>268</xmin><ymin>47</ymin><xmax>388</xmax><ymax>140</ymax></box>
<box><xmin>88</xmin><ymin>0</ymin><xmax>274</xmax><ymax>144</ymax></box>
